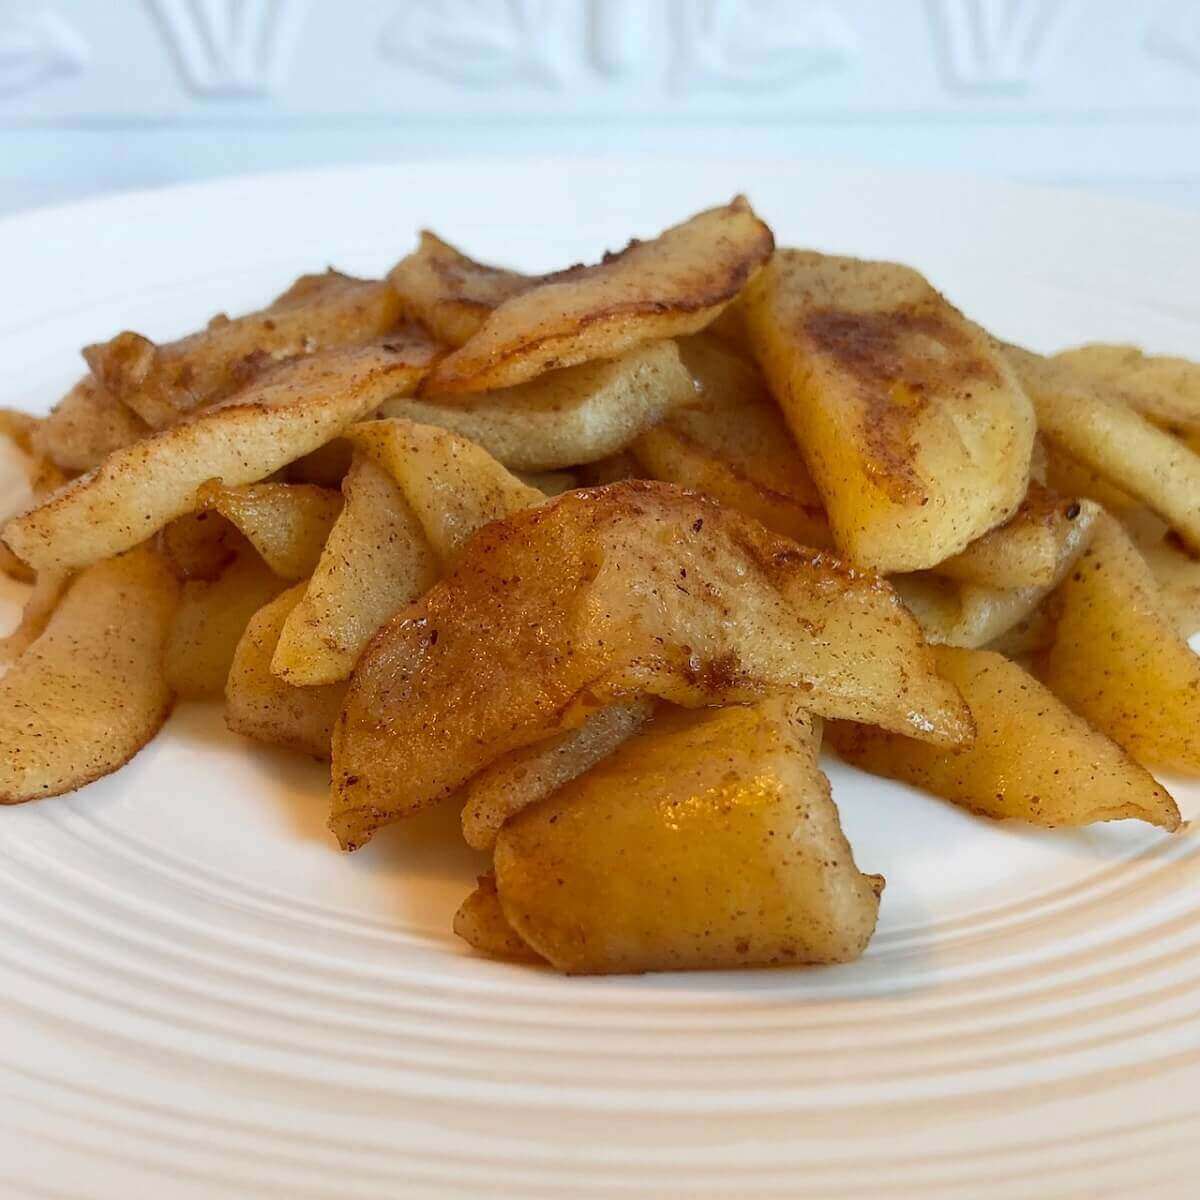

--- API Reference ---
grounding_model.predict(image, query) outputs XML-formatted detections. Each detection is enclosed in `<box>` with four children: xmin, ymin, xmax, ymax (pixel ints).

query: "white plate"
<box><xmin>1</xmin><ymin>161</ymin><xmax>1198</xmax><ymax>1200</ymax></box>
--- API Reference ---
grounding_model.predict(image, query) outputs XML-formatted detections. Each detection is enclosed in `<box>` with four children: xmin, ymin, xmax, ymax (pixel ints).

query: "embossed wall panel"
<box><xmin>0</xmin><ymin>1</ymin><xmax>1197</xmax><ymax>211</ymax></box>
<box><xmin>0</xmin><ymin>1</ymin><xmax>1196</xmax><ymax>115</ymax></box>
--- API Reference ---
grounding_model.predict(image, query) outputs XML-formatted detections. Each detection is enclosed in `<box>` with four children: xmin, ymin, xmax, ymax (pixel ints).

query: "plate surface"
<box><xmin>0</xmin><ymin>160</ymin><xmax>1198</xmax><ymax>1200</ymax></box>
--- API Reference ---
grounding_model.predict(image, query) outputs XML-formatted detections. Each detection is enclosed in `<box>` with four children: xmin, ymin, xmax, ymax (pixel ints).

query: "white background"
<box><xmin>3</xmin><ymin>0</ymin><xmax>1200</xmax><ymax>217</ymax></box>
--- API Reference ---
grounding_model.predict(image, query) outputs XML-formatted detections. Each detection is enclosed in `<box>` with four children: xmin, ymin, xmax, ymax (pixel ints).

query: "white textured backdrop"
<box><xmin>2</xmin><ymin>0</ymin><xmax>1200</xmax><ymax>213</ymax></box>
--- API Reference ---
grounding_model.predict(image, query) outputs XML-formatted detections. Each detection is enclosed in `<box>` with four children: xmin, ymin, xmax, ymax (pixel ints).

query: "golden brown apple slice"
<box><xmin>225</xmin><ymin>584</ymin><xmax>348</xmax><ymax>760</ymax></box>
<box><xmin>830</xmin><ymin>645</ymin><xmax>1179</xmax><ymax>829</ymax></box>
<box><xmin>0</xmin><ymin>545</ymin><xmax>178</xmax><ymax>803</ymax></box>
<box><xmin>0</xmin><ymin>568</ymin><xmax>71</xmax><ymax>663</ymax></box>
<box><xmin>631</xmin><ymin>334</ymin><xmax>831</xmax><ymax>547</ymax></box>
<box><xmin>275</xmin><ymin>422</ymin><xmax>542</xmax><ymax>686</ymax></box>
<box><xmin>460</xmin><ymin>701</ymin><xmax>655</xmax><ymax>850</ymax></box>
<box><xmin>491</xmin><ymin>700</ymin><xmax>882</xmax><ymax>974</ymax></box>
<box><xmin>4</xmin><ymin>332</ymin><xmax>439</xmax><ymax>573</ymax></box>
<box><xmin>1007</xmin><ymin>344</ymin><xmax>1200</xmax><ymax>553</ymax></box>
<box><xmin>381</xmin><ymin>340</ymin><xmax>693</xmax><ymax>471</ymax></box>
<box><xmin>270</xmin><ymin>455</ymin><xmax>439</xmax><ymax>687</ymax></box>
<box><xmin>933</xmin><ymin>482</ymin><xmax>1093</xmax><ymax>589</ymax></box>
<box><xmin>345</xmin><ymin>418</ymin><xmax>543</xmax><ymax>563</ymax></box>
<box><xmin>388</xmin><ymin>231</ymin><xmax>536</xmax><ymax>347</ymax></box>
<box><xmin>1119</xmin><ymin>508</ymin><xmax>1200</xmax><ymax>639</ymax></box>
<box><xmin>1053</xmin><ymin>343</ymin><xmax>1200</xmax><ymax>437</ymax></box>
<box><xmin>453</xmin><ymin>873</ymin><xmax>543</xmax><ymax>963</ymax></box>
<box><xmin>196</xmin><ymin>480</ymin><xmax>342</xmax><ymax>580</ymax></box>
<box><xmin>330</xmin><ymin>480</ymin><xmax>971</xmax><ymax>849</ymax></box>
<box><xmin>165</xmin><ymin>547</ymin><xmax>287</xmax><ymax>699</ymax></box>
<box><xmin>423</xmin><ymin>197</ymin><xmax>774</xmax><ymax>394</ymax></box>
<box><xmin>84</xmin><ymin>270</ymin><xmax>405</xmax><ymax>428</ymax></box>
<box><xmin>745</xmin><ymin>250</ymin><xmax>1035</xmax><ymax>573</ymax></box>
<box><xmin>32</xmin><ymin>376</ymin><xmax>148</xmax><ymax>472</ymax></box>
<box><xmin>1037</xmin><ymin>513</ymin><xmax>1200</xmax><ymax>773</ymax></box>
<box><xmin>892</xmin><ymin>497</ymin><xmax>1099</xmax><ymax>649</ymax></box>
